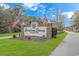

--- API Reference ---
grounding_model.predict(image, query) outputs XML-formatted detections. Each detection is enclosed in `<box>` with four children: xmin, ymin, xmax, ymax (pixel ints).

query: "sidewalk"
<box><xmin>0</xmin><ymin>36</ymin><xmax>12</xmax><ymax>39</ymax></box>
<box><xmin>0</xmin><ymin>35</ymin><xmax>19</xmax><ymax>39</ymax></box>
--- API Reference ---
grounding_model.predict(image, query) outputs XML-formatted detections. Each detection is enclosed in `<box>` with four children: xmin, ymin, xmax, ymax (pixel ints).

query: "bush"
<box><xmin>52</xmin><ymin>28</ymin><xmax>58</xmax><ymax>38</ymax></box>
<box><xmin>13</xmin><ymin>35</ymin><xmax>16</xmax><ymax>38</ymax></box>
<box><xmin>13</xmin><ymin>28</ymin><xmax>21</xmax><ymax>33</ymax></box>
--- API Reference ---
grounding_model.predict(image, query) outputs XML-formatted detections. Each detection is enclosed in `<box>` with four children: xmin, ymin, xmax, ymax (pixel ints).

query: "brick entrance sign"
<box><xmin>20</xmin><ymin>21</ymin><xmax>52</xmax><ymax>41</ymax></box>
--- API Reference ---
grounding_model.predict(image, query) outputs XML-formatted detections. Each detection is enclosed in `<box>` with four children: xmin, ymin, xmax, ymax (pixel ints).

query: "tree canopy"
<box><xmin>0</xmin><ymin>5</ymin><xmax>38</xmax><ymax>33</ymax></box>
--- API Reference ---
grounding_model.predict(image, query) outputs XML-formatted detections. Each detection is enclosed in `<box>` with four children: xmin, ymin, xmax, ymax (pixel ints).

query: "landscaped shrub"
<box><xmin>13</xmin><ymin>35</ymin><xmax>16</xmax><ymax>38</ymax></box>
<box><xmin>13</xmin><ymin>27</ymin><xmax>21</xmax><ymax>33</ymax></box>
<box><xmin>52</xmin><ymin>28</ymin><xmax>58</xmax><ymax>38</ymax></box>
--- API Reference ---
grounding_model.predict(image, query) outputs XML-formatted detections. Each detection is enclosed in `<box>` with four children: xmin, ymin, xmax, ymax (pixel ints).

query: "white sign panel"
<box><xmin>24</xmin><ymin>27</ymin><xmax>47</xmax><ymax>37</ymax></box>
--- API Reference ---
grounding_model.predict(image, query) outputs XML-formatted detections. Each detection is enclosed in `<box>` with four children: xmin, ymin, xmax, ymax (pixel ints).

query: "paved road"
<box><xmin>50</xmin><ymin>31</ymin><xmax>79</xmax><ymax>56</ymax></box>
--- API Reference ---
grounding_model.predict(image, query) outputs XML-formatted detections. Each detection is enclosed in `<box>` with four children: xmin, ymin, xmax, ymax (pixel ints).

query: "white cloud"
<box><xmin>0</xmin><ymin>3</ymin><xmax>10</xmax><ymax>9</ymax></box>
<box><xmin>22</xmin><ymin>3</ymin><xmax>40</xmax><ymax>11</ymax></box>
<box><xmin>52</xmin><ymin>15</ymin><xmax>55</xmax><ymax>17</ymax></box>
<box><xmin>38</xmin><ymin>5</ymin><xmax>47</xmax><ymax>15</ymax></box>
<box><xmin>62</xmin><ymin>11</ymin><xmax>74</xmax><ymax>18</ymax></box>
<box><xmin>48</xmin><ymin>8</ymin><xmax>54</xmax><ymax>11</ymax></box>
<box><xmin>39</xmin><ymin>5</ymin><xmax>46</xmax><ymax>9</ymax></box>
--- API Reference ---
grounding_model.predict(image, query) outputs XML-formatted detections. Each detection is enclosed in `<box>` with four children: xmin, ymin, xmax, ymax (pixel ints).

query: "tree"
<box><xmin>0</xmin><ymin>4</ymin><xmax>39</xmax><ymax>33</ymax></box>
<box><xmin>0</xmin><ymin>6</ymin><xmax>10</xmax><ymax>33</ymax></box>
<box><xmin>72</xmin><ymin>11</ymin><xmax>79</xmax><ymax>25</ymax></box>
<box><xmin>0</xmin><ymin>5</ymin><xmax>24</xmax><ymax>33</ymax></box>
<box><xmin>72</xmin><ymin>11</ymin><xmax>79</xmax><ymax>31</ymax></box>
<box><xmin>51</xmin><ymin>8</ymin><xmax>65</xmax><ymax>31</ymax></box>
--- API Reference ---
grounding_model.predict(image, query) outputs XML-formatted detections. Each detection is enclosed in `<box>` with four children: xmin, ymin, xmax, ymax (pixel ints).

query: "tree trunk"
<box><xmin>8</xmin><ymin>26</ymin><xmax>13</xmax><ymax>33</ymax></box>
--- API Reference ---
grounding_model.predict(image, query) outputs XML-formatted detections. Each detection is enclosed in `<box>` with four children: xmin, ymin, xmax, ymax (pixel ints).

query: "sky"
<box><xmin>0</xmin><ymin>3</ymin><xmax>79</xmax><ymax>27</ymax></box>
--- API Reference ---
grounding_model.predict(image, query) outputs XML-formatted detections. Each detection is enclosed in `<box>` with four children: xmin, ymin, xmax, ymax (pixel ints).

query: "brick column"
<box><xmin>47</xmin><ymin>23</ymin><xmax>52</xmax><ymax>39</ymax></box>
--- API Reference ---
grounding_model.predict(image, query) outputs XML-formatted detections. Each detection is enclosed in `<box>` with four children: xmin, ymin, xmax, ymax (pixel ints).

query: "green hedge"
<box><xmin>52</xmin><ymin>28</ymin><xmax>58</xmax><ymax>38</ymax></box>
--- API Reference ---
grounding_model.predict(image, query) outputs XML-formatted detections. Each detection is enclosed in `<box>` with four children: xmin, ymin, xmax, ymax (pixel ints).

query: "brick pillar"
<box><xmin>47</xmin><ymin>23</ymin><xmax>52</xmax><ymax>39</ymax></box>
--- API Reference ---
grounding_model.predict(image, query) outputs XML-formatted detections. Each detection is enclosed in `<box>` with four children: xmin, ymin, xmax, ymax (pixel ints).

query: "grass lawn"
<box><xmin>0</xmin><ymin>32</ymin><xmax>67</xmax><ymax>56</ymax></box>
<box><xmin>0</xmin><ymin>32</ymin><xmax>20</xmax><ymax>37</ymax></box>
